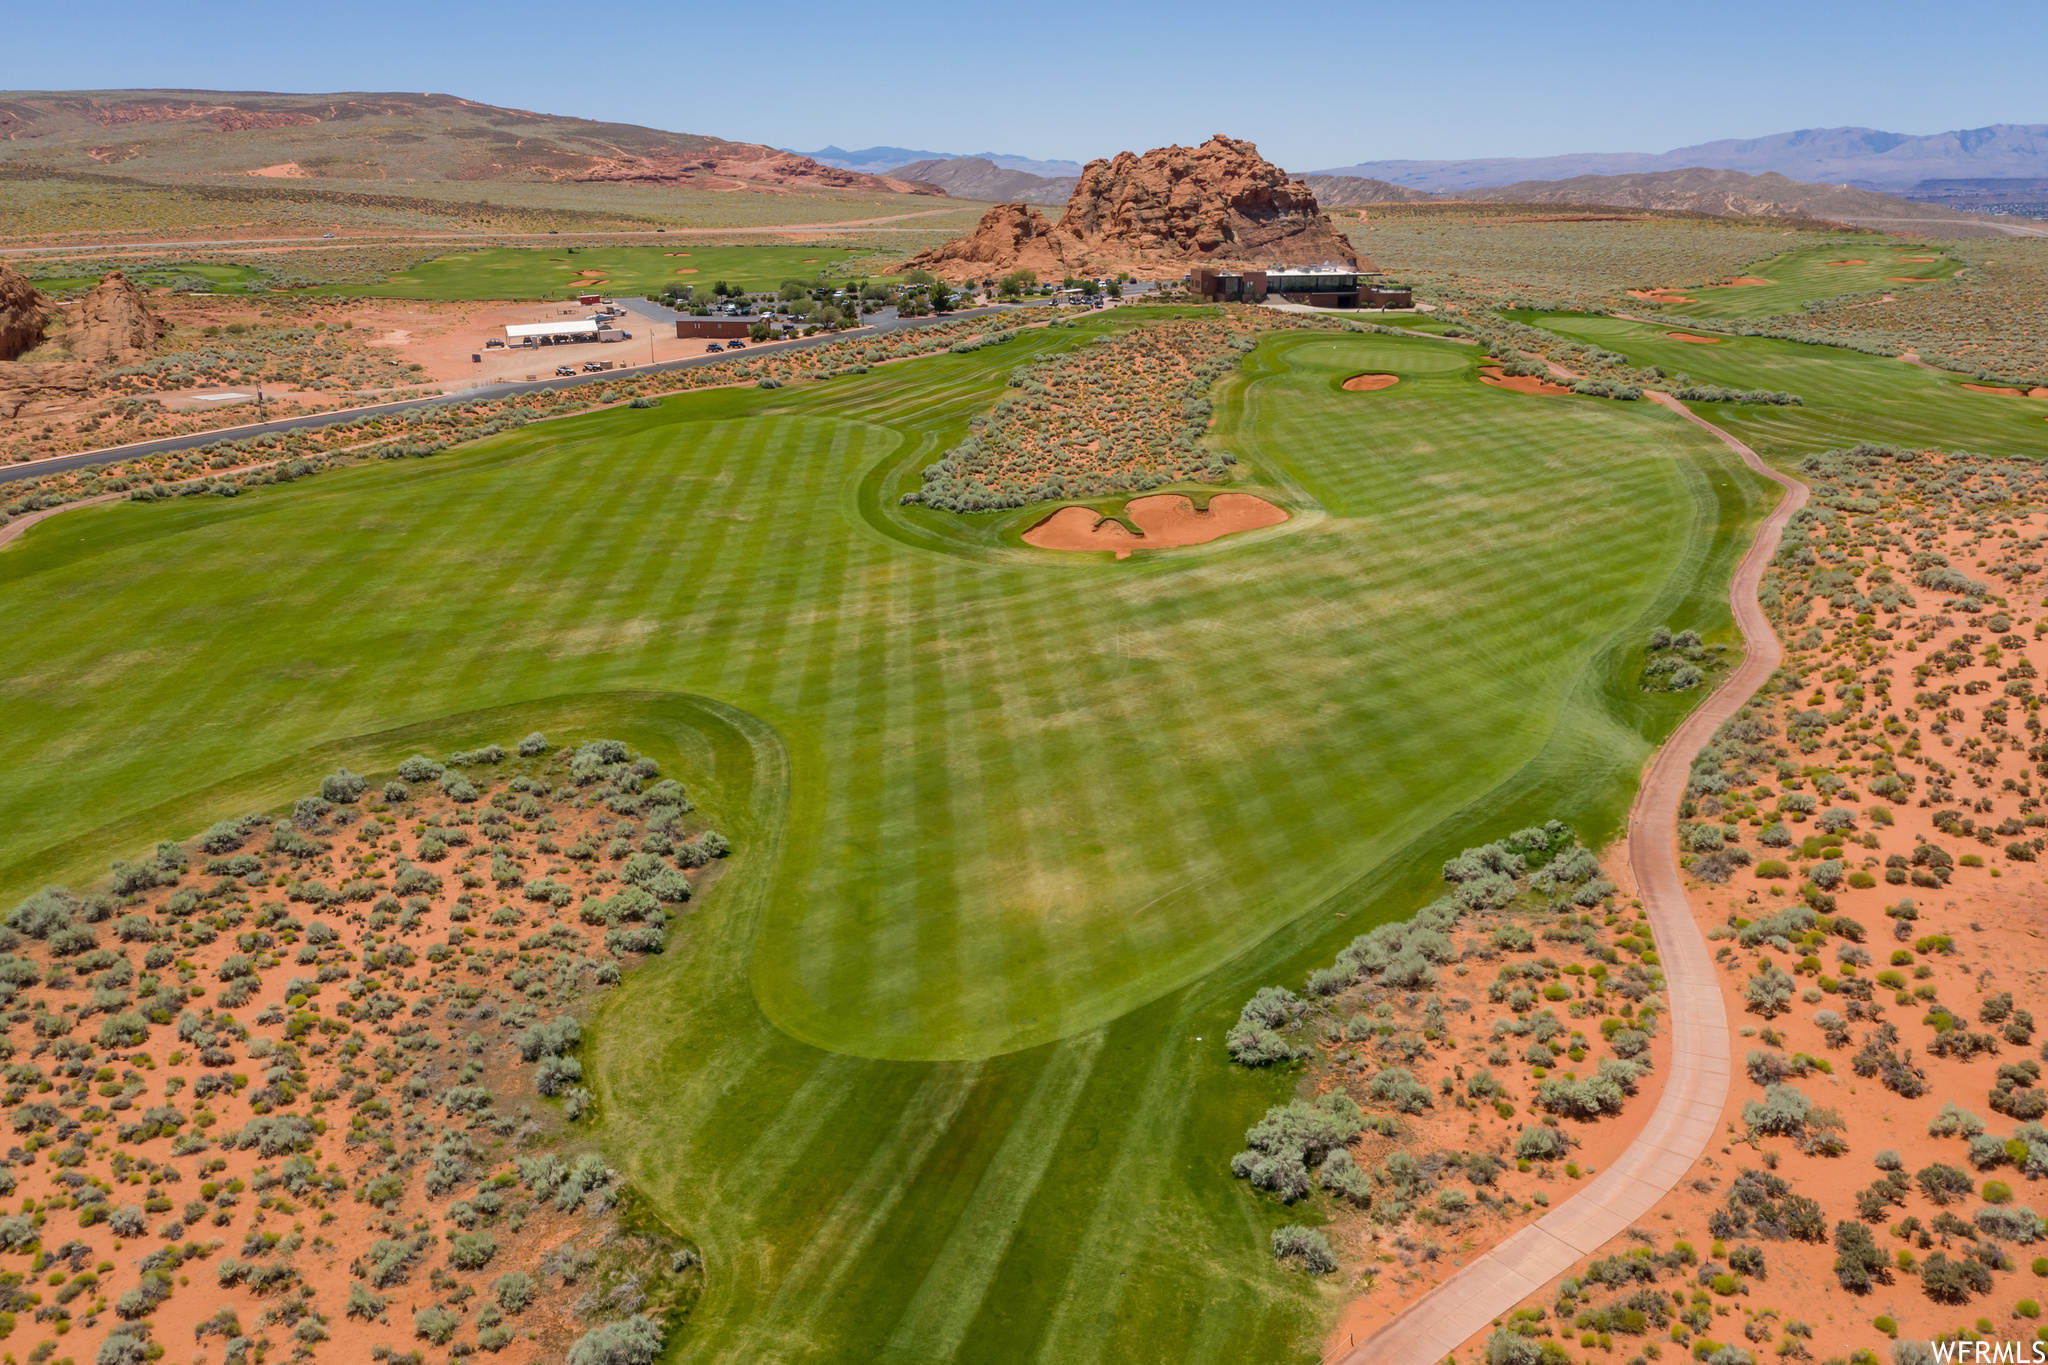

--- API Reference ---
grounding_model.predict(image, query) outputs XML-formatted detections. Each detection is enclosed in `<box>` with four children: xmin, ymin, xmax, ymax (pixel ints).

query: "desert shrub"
<box><xmin>449</xmin><ymin>1231</ymin><xmax>497</xmax><ymax>1270</ymax></box>
<box><xmin>1916</xmin><ymin>1162</ymin><xmax>1974</xmax><ymax>1205</ymax></box>
<box><xmin>414</xmin><ymin>1305</ymin><xmax>461</xmax><ymax>1345</ymax></box>
<box><xmin>1366</xmin><ymin>1066</ymin><xmax>1434</xmax><ymax>1114</ymax></box>
<box><xmin>1977</xmin><ymin>1206</ymin><xmax>2046</xmax><ymax>1243</ymax></box>
<box><xmin>1834</xmin><ymin>1220</ymin><xmax>1891</xmax><ymax>1291</ymax></box>
<box><xmin>567</xmin><ymin>1317</ymin><xmax>666</xmax><ymax>1365</ymax></box>
<box><xmin>1919</xmin><ymin>1250</ymin><xmax>1993</xmax><ymax>1303</ymax></box>
<box><xmin>1516</xmin><ymin>1126</ymin><xmax>1571</xmax><ymax>1161</ymax></box>
<box><xmin>494</xmin><ymin>1271</ymin><xmax>536</xmax><ymax>1313</ymax></box>
<box><xmin>1271</xmin><ymin>1225</ymin><xmax>1337</xmax><ymax>1274</ymax></box>
<box><xmin>397</xmin><ymin>754</ymin><xmax>443</xmax><ymax>782</ymax></box>
<box><xmin>1231</xmin><ymin>1093</ymin><xmax>1363</xmax><ymax>1202</ymax></box>
<box><xmin>1743</xmin><ymin>966</ymin><xmax>1794</xmax><ymax>1018</ymax></box>
<box><xmin>321</xmin><ymin>768</ymin><xmax>368</xmax><ymax>803</ymax></box>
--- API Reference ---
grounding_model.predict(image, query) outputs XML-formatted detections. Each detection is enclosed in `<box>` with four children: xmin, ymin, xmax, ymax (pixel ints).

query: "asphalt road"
<box><xmin>0</xmin><ymin>302</ymin><xmax>1040</xmax><ymax>485</ymax></box>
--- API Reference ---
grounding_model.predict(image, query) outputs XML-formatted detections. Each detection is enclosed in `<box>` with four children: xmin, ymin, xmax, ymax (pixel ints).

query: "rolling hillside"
<box><xmin>0</xmin><ymin>89</ymin><xmax>941</xmax><ymax>196</ymax></box>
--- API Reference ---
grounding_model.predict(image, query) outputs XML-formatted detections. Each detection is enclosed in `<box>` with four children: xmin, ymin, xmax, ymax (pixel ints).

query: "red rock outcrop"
<box><xmin>0</xmin><ymin>262</ymin><xmax>49</xmax><ymax>362</ymax></box>
<box><xmin>69</xmin><ymin>271</ymin><xmax>168</xmax><ymax>367</ymax></box>
<box><xmin>0</xmin><ymin>362</ymin><xmax>91</xmax><ymax>420</ymax></box>
<box><xmin>576</xmin><ymin>145</ymin><xmax>942</xmax><ymax>195</ymax></box>
<box><xmin>899</xmin><ymin>202</ymin><xmax>1073</xmax><ymax>279</ymax></box>
<box><xmin>899</xmin><ymin>134</ymin><xmax>1358</xmax><ymax>280</ymax></box>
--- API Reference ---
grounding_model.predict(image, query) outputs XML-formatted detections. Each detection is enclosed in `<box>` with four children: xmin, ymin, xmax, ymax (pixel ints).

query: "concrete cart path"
<box><xmin>1337</xmin><ymin>394</ymin><xmax>1806</xmax><ymax>1365</ymax></box>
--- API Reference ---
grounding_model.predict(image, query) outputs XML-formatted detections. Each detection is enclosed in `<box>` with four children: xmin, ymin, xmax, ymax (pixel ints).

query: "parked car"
<box><xmin>554</xmin><ymin>365</ymin><xmax>575</xmax><ymax>376</ymax></box>
<box><xmin>705</xmin><ymin>343</ymin><xmax>724</xmax><ymax>353</ymax></box>
<box><xmin>582</xmin><ymin>361</ymin><xmax>605</xmax><ymax>372</ymax></box>
<box><xmin>484</xmin><ymin>338</ymin><xmax>504</xmax><ymax>349</ymax></box>
<box><xmin>726</xmin><ymin>340</ymin><xmax>746</xmax><ymax>349</ymax></box>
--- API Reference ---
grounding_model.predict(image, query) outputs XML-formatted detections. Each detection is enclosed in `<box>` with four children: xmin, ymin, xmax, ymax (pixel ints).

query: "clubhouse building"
<box><xmin>1185</xmin><ymin>263</ymin><xmax>1411</xmax><ymax>309</ymax></box>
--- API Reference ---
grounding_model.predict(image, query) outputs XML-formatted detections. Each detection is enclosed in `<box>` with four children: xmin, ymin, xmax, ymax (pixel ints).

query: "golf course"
<box><xmin>1</xmin><ymin>311</ymin><xmax>1780</xmax><ymax>1362</ymax></box>
<box><xmin>312</xmin><ymin>243</ymin><xmax>877</xmax><ymax>300</ymax></box>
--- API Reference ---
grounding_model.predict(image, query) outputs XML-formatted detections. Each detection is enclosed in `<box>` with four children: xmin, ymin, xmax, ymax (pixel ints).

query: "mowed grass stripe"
<box><xmin>4</xmin><ymin>320</ymin><xmax>1776</xmax><ymax>1363</ymax></box>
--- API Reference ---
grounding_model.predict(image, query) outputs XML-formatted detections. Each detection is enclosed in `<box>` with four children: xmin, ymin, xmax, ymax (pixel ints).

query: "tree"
<box><xmin>929</xmin><ymin>281</ymin><xmax>957</xmax><ymax>313</ymax></box>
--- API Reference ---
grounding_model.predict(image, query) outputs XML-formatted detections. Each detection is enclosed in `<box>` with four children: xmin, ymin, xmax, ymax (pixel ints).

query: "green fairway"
<box><xmin>27</xmin><ymin>261</ymin><xmax>275</xmax><ymax>295</ymax></box>
<box><xmin>1</xmin><ymin>318</ymin><xmax>1770</xmax><ymax>1362</ymax></box>
<box><xmin>309</xmin><ymin>243</ymin><xmax>874</xmax><ymax>300</ymax></box>
<box><xmin>1528</xmin><ymin>312</ymin><xmax>2048</xmax><ymax>465</ymax></box>
<box><xmin>1645</xmin><ymin>240</ymin><xmax>1963</xmax><ymax>319</ymax></box>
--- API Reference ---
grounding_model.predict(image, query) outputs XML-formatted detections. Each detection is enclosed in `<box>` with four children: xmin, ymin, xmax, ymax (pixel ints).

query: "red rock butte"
<box><xmin>898</xmin><ymin>135</ymin><xmax>1364</xmax><ymax>281</ymax></box>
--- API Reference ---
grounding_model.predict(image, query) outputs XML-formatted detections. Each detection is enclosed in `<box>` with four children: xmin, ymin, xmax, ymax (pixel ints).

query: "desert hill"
<box><xmin>0</xmin><ymin>89</ymin><xmax>940</xmax><ymax>195</ymax></box>
<box><xmin>889</xmin><ymin>157</ymin><xmax>1077</xmax><ymax>206</ymax></box>
<box><xmin>1455</xmin><ymin>168</ymin><xmax>2011</xmax><ymax>235</ymax></box>
<box><xmin>1301</xmin><ymin>175</ymin><xmax>1442</xmax><ymax>206</ymax></box>
<box><xmin>901</xmin><ymin>135</ymin><xmax>1360</xmax><ymax>280</ymax></box>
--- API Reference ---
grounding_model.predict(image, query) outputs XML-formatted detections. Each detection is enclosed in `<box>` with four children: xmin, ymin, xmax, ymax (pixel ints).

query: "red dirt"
<box><xmin>1628</xmin><ymin>290</ymin><xmax>1698</xmax><ymax>303</ymax></box>
<box><xmin>1480</xmin><ymin>365</ymin><xmax>1571</xmax><ymax>396</ymax></box>
<box><xmin>673</xmin><ymin>268</ymin><xmax>699</xmax><ymax>274</ymax></box>
<box><xmin>1886</xmin><ymin>277</ymin><xmax>1939</xmax><ymax>283</ymax></box>
<box><xmin>1705</xmin><ymin>277</ymin><xmax>1772</xmax><ymax>287</ymax></box>
<box><xmin>1666</xmin><ymin>333</ymin><xmax>1723</xmax><ymax>345</ymax></box>
<box><xmin>1964</xmin><ymin>383</ymin><xmax>2026</xmax><ymax>396</ymax></box>
<box><xmin>1022</xmin><ymin>493</ymin><xmax>1287</xmax><ymax>558</ymax></box>
<box><xmin>1827</xmin><ymin>260</ymin><xmax>1870</xmax><ymax>266</ymax></box>
<box><xmin>1342</xmin><ymin>373</ymin><xmax>1400</xmax><ymax>391</ymax></box>
<box><xmin>1897</xmin><ymin>256</ymin><xmax>1938</xmax><ymax>262</ymax></box>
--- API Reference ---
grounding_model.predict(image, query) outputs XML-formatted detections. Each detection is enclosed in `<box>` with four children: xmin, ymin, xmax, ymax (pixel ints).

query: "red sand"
<box><xmin>1666</xmin><ymin>332</ymin><xmax>1722</xmax><ymax>344</ymax></box>
<box><xmin>1479</xmin><ymin>365</ymin><xmax>1571</xmax><ymax>396</ymax></box>
<box><xmin>1022</xmin><ymin>493</ymin><xmax>1287</xmax><ymax>558</ymax></box>
<box><xmin>1962</xmin><ymin>383</ymin><xmax>2048</xmax><ymax>398</ymax></box>
<box><xmin>1342</xmin><ymin>373</ymin><xmax>1400</xmax><ymax>391</ymax></box>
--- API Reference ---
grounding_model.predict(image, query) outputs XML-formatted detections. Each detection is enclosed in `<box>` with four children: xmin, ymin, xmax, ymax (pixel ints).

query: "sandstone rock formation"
<box><xmin>0</xmin><ymin>362</ymin><xmax>92</xmax><ymax>420</ymax></box>
<box><xmin>898</xmin><ymin>135</ymin><xmax>1358</xmax><ymax>280</ymax></box>
<box><xmin>0</xmin><ymin>262</ymin><xmax>49</xmax><ymax>362</ymax></box>
<box><xmin>900</xmin><ymin>202</ymin><xmax>1072</xmax><ymax>279</ymax></box>
<box><xmin>577</xmin><ymin>145</ymin><xmax>942</xmax><ymax>195</ymax></box>
<box><xmin>68</xmin><ymin>271</ymin><xmax>168</xmax><ymax>367</ymax></box>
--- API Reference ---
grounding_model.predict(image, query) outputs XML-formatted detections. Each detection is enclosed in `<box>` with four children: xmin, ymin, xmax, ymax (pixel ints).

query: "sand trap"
<box><xmin>1826</xmin><ymin>259</ymin><xmax>1868</xmax><ymax>266</ymax></box>
<box><xmin>246</xmin><ymin>161</ymin><xmax>308</xmax><ymax>178</ymax></box>
<box><xmin>1341</xmin><ymin>373</ymin><xmax>1399</xmax><ymax>391</ymax></box>
<box><xmin>1023</xmin><ymin>493</ymin><xmax>1288</xmax><ymax>559</ymax></box>
<box><xmin>1705</xmin><ymin>276</ymin><xmax>1772</xmax><ymax>287</ymax></box>
<box><xmin>1897</xmin><ymin>255</ymin><xmax>1937</xmax><ymax>261</ymax></box>
<box><xmin>1627</xmin><ymin>289</ymin><xmax>1697</xmax><ymax>302</ymax></box>
<box><xmin>1479</xmin><ymin>365</ymin><xmax>1571</xmax><ymax>396</ymax></box>
<box><xmin>674</xmin><ymin>268</ymin><xmax>699</xmax><ymax>274</ymax></box>
<box><xmin>662</xmin><ymin>252</ymin><xmax>693</xmax><ymax>257</ymax></box>
<box><xmin>1666</xmin><ymin>332</ymin><xmax>1721</xmax><ymax>344</ymax></box>
<box><xmin>1886</xmin><ymin>276</ymin><xmax>1938</xmax><ymax>282</ymax></box>
<box><xmin>1964</xmin><ymin>383</ymin><xmax>2026</xmax><ymax>396</ymax></box>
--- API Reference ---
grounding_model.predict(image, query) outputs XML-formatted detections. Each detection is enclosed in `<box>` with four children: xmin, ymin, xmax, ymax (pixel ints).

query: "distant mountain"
<box><xmin>888</xmin><ymin>157</ymin><xmax>1076</xmax><ymax>205</ymax></box>
<box><xmin>0</xmin><ymin>90</ymin><xmax>937</xmax><ymax>195</ymax></box>
<box><xmin>1316</xmin><ymin>124</ymin><xmax>2048</xmax><ymax>193</ymax></box>
<box><xmin>1455</xmin><ymin>168</ymin><xmax>2017</xmax><ymax>235</ymax></box>
<box><xmin>1301</xmin><ymin>175</ymin><xmax>1441</xmax><ymax>206</ymax></box>
<box><xmin>794</xmin><ymin>145</ymin><xmax>1085</xmax><ymax>178</ymax></box>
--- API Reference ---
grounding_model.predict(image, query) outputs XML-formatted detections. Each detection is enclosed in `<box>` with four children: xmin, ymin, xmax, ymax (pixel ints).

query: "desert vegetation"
<box><xmin>1225</xmin><ymin>826</ymin><xmax>1668</xmax><ymax>1275</ymax></box>
<box><xmin>0</xmin><ymin>734</ymin><xmax>727</xmax><ymax>1365</ymax></box>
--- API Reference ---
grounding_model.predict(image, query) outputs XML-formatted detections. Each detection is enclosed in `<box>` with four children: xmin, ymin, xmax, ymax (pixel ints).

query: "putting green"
<box><xmin>309</xmin><ymin>243</ymin><xmax>875</xmax><ymax>300</ymax></box>
<box><xmin>1641</xmin><ymin>240</ymin><xmax>1963</xmax><ymax>320</ymax></box>
<box><xmin>1</xmin><ymin>318</ymin><xmax>1772</xmax><ymax>1361</ymax></box>
<box><xmin>1529</xmin><ymin>312</ymin><xmax>2048</xmax><ymax>465</ymax></box>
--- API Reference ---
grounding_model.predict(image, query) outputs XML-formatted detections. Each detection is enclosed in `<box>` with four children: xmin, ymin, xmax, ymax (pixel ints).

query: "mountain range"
<box><xmin>791</xmin><ymin>145</ymin><xmax>1086</xmax><ymax>178</ymax></box>
<box><xmin>1312</xmin><ymin>124</ymin><xmax>2048</xmax><ymax>194</ymax></box>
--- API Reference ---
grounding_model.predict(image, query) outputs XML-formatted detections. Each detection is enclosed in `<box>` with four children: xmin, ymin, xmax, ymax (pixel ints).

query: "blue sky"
<box><xmin>6</xmin><ymin>0</ymin><xmax>2044</xmax><ymax>170</ymax></box>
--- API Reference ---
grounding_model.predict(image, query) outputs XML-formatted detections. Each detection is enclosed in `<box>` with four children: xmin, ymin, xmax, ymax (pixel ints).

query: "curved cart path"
<box><xmin>1337</xmin><ymin>394</ymin><xmax>1806</xmax><ymax>1365</ymax></box>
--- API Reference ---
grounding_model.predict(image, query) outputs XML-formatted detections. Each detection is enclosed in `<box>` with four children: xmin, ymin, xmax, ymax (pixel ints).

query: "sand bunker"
<box><xmin>1826</xmin><ymin>259</ymin><xmax>1868</xmax><ymax>266</ymax></box>
<box><xmin>1341</xmin><ymin>373</ymin><xmax>1399</xmax><ymax>391</ymax></box>
<box><xmin>1479</xmin><ymin>365</ymin><xmax>1571</xmax><ymax>396</ymax></box>
<box><xmin>674</xmin><ymin>268</ymin><xmax>699</xmax><ymax>274</ymax></box>
<box><xmin>662</xmin><ymin>252</ymin><xmax>693</xmax><ymax>257</ymax></box>
<box><xmin>1665</xmin><ymin>332</ymin><xmax>1722</xmax><ymax>344</ymax></box>
<box><xmin>1897</xmin><ymin>255</ymin><xmax>1937</xmax><ymax>261</ymax></box>
<box><xmin>1705</xmin><ymin>276</ymin><xmax>1772</xmax><ymax>287</ymax></box>
<box><xmin>1963</xmin><ymin>383</ymin><xmax>2048</xmax><ymax>398</ymax></box>
<box><xmin>1627</xmin><ymin>289</ymin><xmax>1697</xmax><ymax>302</ymax></box>
<box><xmin>1023</xmin><ymin>493</ymin><xmax>1287</xmax><ymax>559</ymax></box>
<box><xmin>246</xmin><ymin>161</ymin><xmax>308</xmax><ymax>178</ymax></box>
<box><xmin>1886</xmin><ymin>276</ymin><xmax>1938</xmax><ymax>282</ymax></box>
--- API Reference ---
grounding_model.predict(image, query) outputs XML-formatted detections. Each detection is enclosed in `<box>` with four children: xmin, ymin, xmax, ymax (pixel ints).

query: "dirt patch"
<box><xmin>1964</xmin><ymin>382</ymin><xmax>2026</xmax><ymax>396</ymax></box>
<box><xmin>1666</xmin><ymin>333</ymin><xmax>1723</xmax><ymax>345</ymax></box>
<box><xmin>1023</xmin><ymin>493</ymin><xmax>1286</xmax><ymax>558</ymax></box>
<box><xmin>1479</xmin><ymin>365</ymin><xmax>1571</xmax><ymax>396</ymax></box>
<box><xmin>1703</xmin><ymin>276</ymin><xmax>1772</xmax><ymax>287</ymax></box>
<box><xmin>1342</xmin><ymin>373</ymin><xmax>1400</xmax><ymax>392</ymax></box>
<box><xmin>1628</xmin><ymin>289</ymin><xmax>1698</xmax><ymax>303</ymax></box>
<box><xmin>1827</xmin><ymin>259</ymin><xmax>1869</xmax><ymax>266</ymax></box>
<box><xmin>673</xmin><ymin>268</ymin><xmax>699</xmax><ymax>275</ymax></box>
<box><xmin>1897</xmin><ymin>256</ymin><xmax>1938</xmax><ymax>262</ymax></box>
<box><xmin>1886</xmin><ymin>277</ymin><xmax>1939</xmax><ymax>283</ymax></box>
<box><xmin>245</xmin><ymin>162</ymin><xmax>309</xmax><ymax>179</ymax></box>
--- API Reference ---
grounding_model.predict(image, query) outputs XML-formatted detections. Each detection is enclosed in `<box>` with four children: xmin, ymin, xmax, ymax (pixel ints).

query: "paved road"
<box><xmin>0</xmin><ymin>303</ymin><xmax>1036</xmax><ymax>485</ymax></box>
<box><xmin>1340</xmin><ymin>396</ymin><xmax>1806</xmax><ymax>1365</ymax></box>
